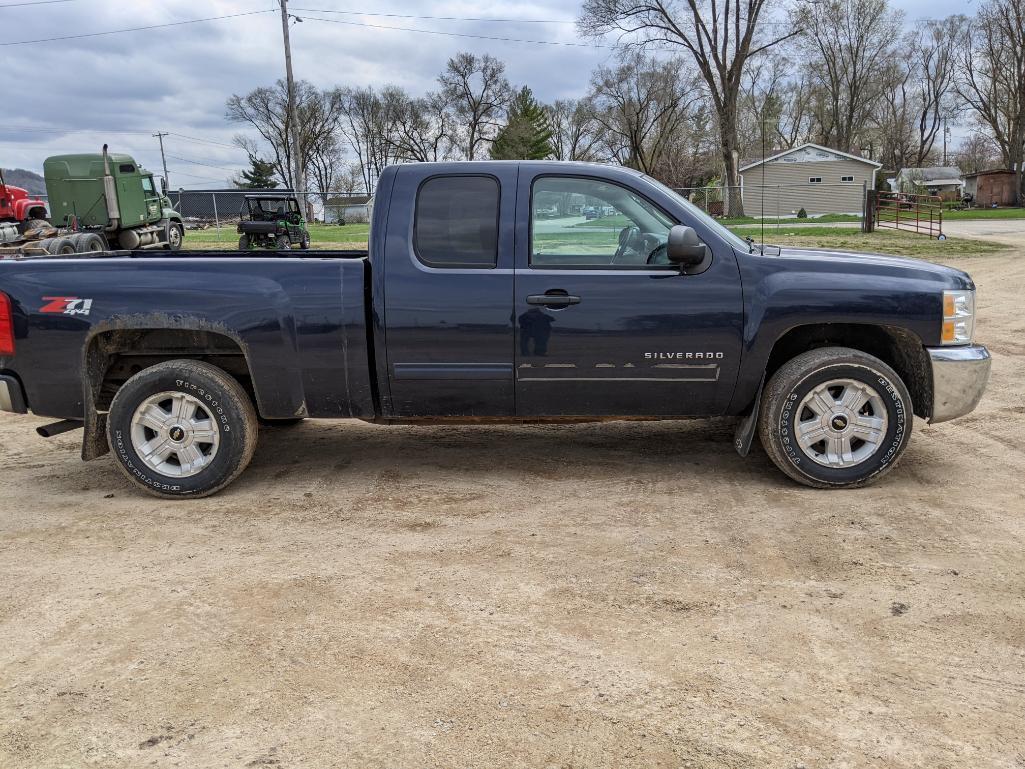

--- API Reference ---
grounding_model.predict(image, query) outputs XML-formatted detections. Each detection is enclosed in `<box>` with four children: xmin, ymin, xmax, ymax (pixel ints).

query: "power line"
<box><xmin>169</xmin><ymin>132</ymin><xmax>241</xmax><ymax>150</ymax></box>
<box><xmin>0</xmin><ymin>9</ymin><xmax>276</xmax><ymax>46</ymax></box>
<box><xmin>165</xmin><ymin>154</ymin><xmax>243</xmax><ymax>173</ymax></box>
<box><xmin>0</xmin><ymin>0</ymin><xmax>74</xmax><ymax>7</ymax></box>
<box><xmin>299</xmin><ymin>14</ymin><xmax>616</xmax><ymax>49</ymax></box>
<box><xmin>291</xmin><ymin>7</ymin><xmax>575</xmax><ymax>24</ymax></box>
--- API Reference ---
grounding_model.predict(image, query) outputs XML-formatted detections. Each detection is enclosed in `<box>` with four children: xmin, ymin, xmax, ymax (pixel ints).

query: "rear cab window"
<box><xmin>414</xmin><ymin>175</ymin><xmax>499</xmax><ymax>268</ymax></box>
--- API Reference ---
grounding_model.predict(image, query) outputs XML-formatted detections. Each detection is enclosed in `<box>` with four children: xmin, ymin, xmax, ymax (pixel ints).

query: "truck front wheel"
<box><xmin>106</xmin><ymin>360</ymin><xmax>259</xmax><ymax>498</ymax></box>
<box><xmin>165</xmin><ymin>222</ymin><xmax>184</xmax><ymax>252</ymax></box>
<box><xmin>757</xmin><ymin>346</ymin><xmax>913</xmax><ymax>488</ymax></box>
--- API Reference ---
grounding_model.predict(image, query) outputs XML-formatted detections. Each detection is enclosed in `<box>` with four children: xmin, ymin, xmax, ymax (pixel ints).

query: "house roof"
<box><xmin>897</xmin><ymin>166</ymin><xmax>962</xmax><ymax>182</ymax></box>
<box><xmin>963</xmin><ymin>168</ymin><xmax>1016</xmax><ymax>178</ymax></box>
<box><xmin>740</xmin><ymin>143</ymin><xmax>882</xmax><ymax>172</ymax></box>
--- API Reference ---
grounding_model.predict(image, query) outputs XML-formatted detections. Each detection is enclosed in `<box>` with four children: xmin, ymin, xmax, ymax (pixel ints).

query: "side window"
<box><xmin>841</xmin><ymin>175</ymin><xmax>854</xmax><ymax>183</ymax></box>
<box><xmin>141</xmin><ymin>176</ymin><xmax>155</xmax><ymax>194</ymax></box>
<box><xmin>530</xmin><ymin>176</ymin><xmax>676</xmax><ymax>268</ymax></box>
<box><xmin>809</xmin><ymin>177</ymin><xmax>823</xmax><ymax>184</ymax></box>
<box><xmin>414</xmin><ymin>175</ymin><xmax>499</xmax><ymax>268</ymax></box>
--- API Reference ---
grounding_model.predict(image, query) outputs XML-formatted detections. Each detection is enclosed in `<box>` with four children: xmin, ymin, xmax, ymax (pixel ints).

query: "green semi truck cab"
<box><xmin>42</xmin><ymin>146</ymin><xmax>184</xmax><ymax>251</ymax></box>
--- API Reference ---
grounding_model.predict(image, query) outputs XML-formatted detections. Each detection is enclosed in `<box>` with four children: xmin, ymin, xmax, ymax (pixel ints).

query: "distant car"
<box><xmin>583</xmin><ymin>207</ymin><xmax>598</xmax><ymax>220</ymax></box>
<box><xmin>237</xmin><ymin>194</ymin><xmax>310</xmax><ymax>250</ymax></box>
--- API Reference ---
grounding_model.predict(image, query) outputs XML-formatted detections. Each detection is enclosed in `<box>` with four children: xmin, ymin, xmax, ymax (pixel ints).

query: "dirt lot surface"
<box><xmin>2</xmin><ymin>244</ymin><xmax>1024</xmax><ymax>769</ymax></box>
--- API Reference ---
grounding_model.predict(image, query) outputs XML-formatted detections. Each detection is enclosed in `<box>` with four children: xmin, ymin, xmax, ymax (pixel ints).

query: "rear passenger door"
<box><xmin>382</xmin><ymin>167</ymin><xmax>516</xmax><ymax>417</ymax></box>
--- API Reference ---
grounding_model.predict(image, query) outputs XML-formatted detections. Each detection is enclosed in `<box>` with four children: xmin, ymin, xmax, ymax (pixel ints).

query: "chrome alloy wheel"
<box><xmin>130</xmin><ymin>391</ymin><xmax>221</xmax><ymax>478</ymax></box>
<box><xmin>794</xmin><ymin>378</ymin><xmax>889</xmax><ymax>468</ymax></box>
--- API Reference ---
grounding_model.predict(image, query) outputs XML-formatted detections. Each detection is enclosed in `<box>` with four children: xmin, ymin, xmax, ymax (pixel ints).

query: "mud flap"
<box><xmin>733</xmin><ymin>375</ymin><xmax>765</xmax><ymax>458</ymax></box>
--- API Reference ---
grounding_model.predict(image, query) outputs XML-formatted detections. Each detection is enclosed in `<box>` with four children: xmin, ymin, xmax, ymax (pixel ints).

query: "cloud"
<box><xmin>1</xmin><ymin>0</ymin><xmax>961</xmax><ymax>187</ymax></box>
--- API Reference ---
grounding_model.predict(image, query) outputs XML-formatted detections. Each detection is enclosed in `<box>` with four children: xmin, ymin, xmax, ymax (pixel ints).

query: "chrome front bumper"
<box><xmin>927</xmin><ymin>345</ymin><xmax>991</xmax><ymax>423</ymax></box>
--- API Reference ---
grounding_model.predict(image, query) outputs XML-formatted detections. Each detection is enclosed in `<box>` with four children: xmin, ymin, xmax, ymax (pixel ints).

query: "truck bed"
<box><xmin>0</xmin><ymin>250</ymin><xmax>376</xmax><ymax>422</ymax></box>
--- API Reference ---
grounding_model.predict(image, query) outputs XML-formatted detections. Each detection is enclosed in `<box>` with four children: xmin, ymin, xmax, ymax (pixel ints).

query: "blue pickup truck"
<box><xmin>0</xmin><ymin>161</ymin><xmax>991</xmax><ymax>497</ymax></box>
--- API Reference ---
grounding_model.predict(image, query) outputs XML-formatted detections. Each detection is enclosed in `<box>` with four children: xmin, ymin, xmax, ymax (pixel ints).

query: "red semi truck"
<box><xmin>0</xmin><ymin>169</ymin><xmax>48</xmax><ymax>227</ymax></box>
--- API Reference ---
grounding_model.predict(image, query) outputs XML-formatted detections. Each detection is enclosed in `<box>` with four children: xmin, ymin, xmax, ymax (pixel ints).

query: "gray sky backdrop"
<box><xmin>0</xmin><ymin>0</ymin><xmax>984</xmax><ymax>188</ymax></box>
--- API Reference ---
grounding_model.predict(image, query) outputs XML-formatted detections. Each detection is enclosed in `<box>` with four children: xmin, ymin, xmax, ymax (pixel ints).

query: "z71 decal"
<box><xmin>40</xmin><ymin>296</ymin><xmax>93</xmax><ymax>316</ymax></box>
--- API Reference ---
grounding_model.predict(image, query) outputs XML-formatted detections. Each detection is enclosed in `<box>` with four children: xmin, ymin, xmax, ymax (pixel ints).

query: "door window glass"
<box><xmin>530</xmin><ymin>176</ymin><xmax>675</xmax><ymax>268</ymax></box>
<box><xmin>415</xmin><ymin>175</ymin><xmax>499</xmax><ymax>268</ymax></box>
<box><xmin>141</xmin><ymin>176</ymin><xmax>155</xmax><ymax>194</ymax></box>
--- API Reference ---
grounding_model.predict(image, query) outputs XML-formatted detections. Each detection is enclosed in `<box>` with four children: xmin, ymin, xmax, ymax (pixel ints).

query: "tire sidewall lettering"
<box><xmin>776</xmin><ymin>364</ymin><xmax>908</xmax><ymax>482</ymax></box>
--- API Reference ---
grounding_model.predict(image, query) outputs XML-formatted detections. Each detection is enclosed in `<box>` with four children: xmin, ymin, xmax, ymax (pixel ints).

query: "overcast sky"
<box><xmin>1</xmin><ymin>0</ymin><xmax>983</xmax><ymax>188</ymax></box>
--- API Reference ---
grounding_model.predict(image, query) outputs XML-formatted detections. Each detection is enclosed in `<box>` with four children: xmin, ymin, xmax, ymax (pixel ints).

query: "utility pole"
<box><xmin>153</xmin><ymin>131</ymin><xmax>170</xmax><ymax>192</ymax></box>
<box><xmin>279</xmin><ymin>0</ymin><xmax>304</xmax><ymax>201</ymax></box>
<box><xmin>942</xmin><ymin>118</ymin><xmax>949</xmax><ymax>166</ymax></box>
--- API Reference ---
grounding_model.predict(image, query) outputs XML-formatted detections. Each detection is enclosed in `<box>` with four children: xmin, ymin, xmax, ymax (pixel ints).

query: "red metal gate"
<box><xmin>872</xmin><ymin>191</ymin><xmax>944</xmax><ymax>238</ymax></box>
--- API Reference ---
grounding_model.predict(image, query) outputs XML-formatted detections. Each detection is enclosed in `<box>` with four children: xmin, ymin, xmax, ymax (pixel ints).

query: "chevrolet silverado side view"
<box><xmin>0</xmin><ymin>161</ymin><xmax>991</xmax><ymax>498</ymax></box>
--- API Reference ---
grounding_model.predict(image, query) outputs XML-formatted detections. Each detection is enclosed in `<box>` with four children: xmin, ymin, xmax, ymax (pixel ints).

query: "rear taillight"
<box><xmin>0</xmin><ymin>292</ymin><xmax>14</xmax><ymax>356</ymax></box>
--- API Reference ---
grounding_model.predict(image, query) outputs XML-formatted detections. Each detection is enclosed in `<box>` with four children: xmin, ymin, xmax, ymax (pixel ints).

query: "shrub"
<box><xmin>797</xmin><ymin>207</ymin><xmax>808</xmax><ymax>218</ymax></box>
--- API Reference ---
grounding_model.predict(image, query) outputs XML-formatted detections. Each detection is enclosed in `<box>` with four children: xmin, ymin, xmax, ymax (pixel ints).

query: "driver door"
<box><xmin>514</xmin><ymin>173</ymin><xmax>743</xmax><ymax>417</ymax></box>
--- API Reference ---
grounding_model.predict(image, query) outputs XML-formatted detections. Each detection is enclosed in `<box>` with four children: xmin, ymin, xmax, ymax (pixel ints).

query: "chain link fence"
<box><xmin>165</xmin><ymin>189</ymin><xmax>372</xmax><ymax>242</ymax></box>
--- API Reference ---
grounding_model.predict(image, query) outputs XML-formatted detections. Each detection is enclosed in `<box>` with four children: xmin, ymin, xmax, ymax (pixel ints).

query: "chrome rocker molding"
<box><xmin>927</xmin><ymin>344</ymin><xmax>991</xmax><ymax>423</ymax></box>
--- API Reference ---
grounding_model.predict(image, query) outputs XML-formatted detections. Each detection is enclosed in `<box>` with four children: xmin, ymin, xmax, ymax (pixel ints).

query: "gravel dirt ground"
<box><xmin>1</xmin><ymin>241</ymin><xmax>1024</xmax><ymax>769</ymax></box>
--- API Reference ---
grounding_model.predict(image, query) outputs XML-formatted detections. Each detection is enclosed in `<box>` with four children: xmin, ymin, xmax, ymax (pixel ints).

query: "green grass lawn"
<box><xmin>183</xmin><ymin>222</ymin><xmax>371</xmax><ymax>250</ymax></box>
<box><xmin>941</xmin><ymin>206</ymin><xmax>1025</xmax><ymax>219</ymax></box>
<box><xmin>728</xmin><ymin>226</ymin><xmax>1007</xmax><ymax>258</ymax></box>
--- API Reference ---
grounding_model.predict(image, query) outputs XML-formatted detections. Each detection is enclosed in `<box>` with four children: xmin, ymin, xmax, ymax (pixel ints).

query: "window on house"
<box><xmin>841</xmin><ymin>175</ymin><xmax>855</xmax><ymax>183</ymax></box>
<box><xmin>809</xmin><ymin>177</ymin><xmax>823</xmax><ymax>184</ymax></box>
<box><xmin>414</xmin><ymin>175</ymin><xmax>500</xmax><ymax>268</ymax></box>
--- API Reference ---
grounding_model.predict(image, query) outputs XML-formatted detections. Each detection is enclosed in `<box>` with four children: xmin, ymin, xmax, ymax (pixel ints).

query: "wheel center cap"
<box><xmin>169</xmin><ymin>425</ymin><xmax>186</xmax><ymax>442</ymax></box>
<box><xmin>830</xmin><ymin>414</ymin><xmax>849</xmax><ymax>431</ymax></box>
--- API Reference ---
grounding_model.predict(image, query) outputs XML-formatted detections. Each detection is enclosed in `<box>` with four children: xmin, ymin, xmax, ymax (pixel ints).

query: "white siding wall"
<box><xmin>740</xmin><ymin>158</ymin><xmax>875</xmax><ymax>216</ymax></box>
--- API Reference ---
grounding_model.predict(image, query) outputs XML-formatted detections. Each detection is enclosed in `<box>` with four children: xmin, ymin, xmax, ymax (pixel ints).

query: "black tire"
<box><xmin>758</xmin><ymin>346</ymin><xmax>913</xmax><ymax>489</ymax></box>
<box><xmin>71</xmin><ymin>232</ymin><xmax>105</xmax><ymax>253</ymax></box>
<box><xmin>238</xmin><ymin>234</ymin><xmax>250</xmax><ymax>251</ymax></box>
<box><xmin>275</xmin><ymin>235</ymin><xmax>291</xmax><ymax>250</ymax></box>
<box><xmin>49</xmin><ymin>236</ymin><xmax>77</xmax><ymax>255</ymax></box>
<box><xmin>165</xmin><ymin>222</ymin><xmax>184</xmax><ymax>252</ymax></box>
<box><xmin>300</xmin><ymin>232</ymin><xmax>311</xmax><ymax>249</ymax></box>
<box><xmin>106</xmin><ymin>360</ymin><xmax>259</xmax><ymax>499</ymax></box>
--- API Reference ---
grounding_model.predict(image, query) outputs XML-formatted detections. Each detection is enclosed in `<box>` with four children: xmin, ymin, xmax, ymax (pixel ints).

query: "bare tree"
<box><xmin>954</xmin><ymin>133</ymin><xmax>1001</xmax><ymax>174</ymax></box>
<box><xmin>792</xmin><ymin>0</ymin><xmax>904</xmax><ymax>154</ymax></box>
<box><xmin>338</xmin><ymin>86</ymin><xmax>397</xmax><ymax>194</ymax></box>
<box><xmin>875</xmin><ymin>53</ymin><xmax>916</xmax><ymax>170</ymax></box>
<box><xmin>579</xmin><ymin>0</ymin><xmax>801</xmax><ymax>214</ymax></box>
<box><xmin>437</xmin><ymin>53</ymin><xmax>512</xmax><ymax>160</ymax></box>
<box><xmin>956</xmin><ymin>0</ymin><xmax>1025</xmax><ymax>203</ymax></box>
<box><xmin>226</xmin><ymin>80</ymin><xmax>344</xmax><ymax>191</ymax></box>
<box><xmin>545</xmin><ymin>99</ymin><xmax>605</xmax><ymax>161</ymax></box>
<box><xmin>382</xmin><ymin>89</ymin><xmax>454</xmax><ymax>162</ymax></box>
<box><xmin>307</xmin><ymin>134</ymin><xmax>346</xmax><ymax>211</ymax></box>
<box><xmin>739</xmin><ymin>53</ymin><xmax>814</xmax><ymax>155</ymax></box>
<box><xmin>912</xmin><ymin>18</ymin><xmax>964</xmax><ymax>166</ymax></box>
<box><xmin>588</xmin><ymin>53</ymin><xmax>704</xmax><ymax>184</ymax></box>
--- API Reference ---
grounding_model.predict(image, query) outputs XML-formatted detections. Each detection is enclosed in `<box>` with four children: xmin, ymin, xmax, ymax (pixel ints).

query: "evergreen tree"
<box><xmin>236</xmin><ymin>156</ymin><xmax>279</xmax><ymax>189</ymax></box>
<box><xmin>490</xmin><ymin>87</ymin><xmax>554</xmax><ymax>160</ymax></box>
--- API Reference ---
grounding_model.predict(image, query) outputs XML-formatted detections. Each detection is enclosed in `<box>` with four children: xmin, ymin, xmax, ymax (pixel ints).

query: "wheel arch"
<box><xmin>762</xmin><ymin>323</ymin><xmax>932</xmax><ymax>420</ymax></box>
<box><xmin>81</xmin><ymin>325</ymin><xmax>261</xmax><ymax>460</ymax></box>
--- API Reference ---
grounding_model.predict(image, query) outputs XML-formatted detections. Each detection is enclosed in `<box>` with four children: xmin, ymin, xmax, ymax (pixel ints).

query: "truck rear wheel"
<box><xmin>71</xmin><ymin>232</ymin><xmax>105</xmax><ymax>253</ymax></box>
<box><xmin>106</xmin><ymin>360</ymin><xmax>259</xmax><ymax>498</ymax></box>
<box><xmin>49</xmin><ymin>236</ymin><xmax>78</xmax><ymax>255</ymax></box>
<box><xmin>757</xmin><ymin>346</ymin><xmax>913</xmax><ymax>488</ymax></box>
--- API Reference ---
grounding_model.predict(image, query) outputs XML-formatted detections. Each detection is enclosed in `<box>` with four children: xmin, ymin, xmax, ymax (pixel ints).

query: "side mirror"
<box><xmin>160</xmin><ymin>177</ymin><xmax>168</xmax><ymax>195</ymax></box>
<box><xmin>666</xmin><ymin>224</ymin><xmax>707</xmax><ymax>267</ymax></box>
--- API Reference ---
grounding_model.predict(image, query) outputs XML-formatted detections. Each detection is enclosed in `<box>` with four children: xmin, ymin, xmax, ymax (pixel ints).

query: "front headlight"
<box><xmin>942</xmin><ymin>289</ymin><xmax>975</xmax><ymax>345</ymax></box>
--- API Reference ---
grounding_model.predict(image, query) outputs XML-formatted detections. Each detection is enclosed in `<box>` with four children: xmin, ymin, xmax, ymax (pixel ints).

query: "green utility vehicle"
<box><xmin>237</xmin><ymin>194</ymin><xmax>310</xmax><ymax>250</ymax></box>
<box><xmin>0</xmin><ymin>145</ymin><xmax>185</xmax><ymax>257</ymax></box>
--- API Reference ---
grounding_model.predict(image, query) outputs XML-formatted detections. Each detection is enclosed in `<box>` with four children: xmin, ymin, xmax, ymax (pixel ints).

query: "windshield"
<box><xmin>640</xmin><ymin>175</ymin><xmax>752</xmax><ymax>252</ymax></box>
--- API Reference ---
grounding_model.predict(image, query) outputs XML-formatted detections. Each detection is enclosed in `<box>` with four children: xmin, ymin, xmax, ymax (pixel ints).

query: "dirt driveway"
<box><xmin>1</xmin><ymin>249</ymin><xmax>1024</xmax><ymax>769</ymax></box>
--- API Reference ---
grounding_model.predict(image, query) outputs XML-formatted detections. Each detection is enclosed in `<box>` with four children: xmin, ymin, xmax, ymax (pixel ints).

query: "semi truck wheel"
<box><xmin>165</xmin><ymin>222</ymin><xmax>184</xmax><ymax>252</ymax></box>
<box><xmin>757</xmin><ymin>346</ymin><xmax>913</xmax><ymax>489</ymax></box>
<box><xmin>106</xmin><ymin>360</ymin><xmax>259</xmax><ymax>499</ymax></box>
<box><xmin>49</xmin><ymin>237</ymin><xmax>78</xmax><ymax>255</ymax></box>
<box><xmin>71</xmin><ymin>232</ymin><xmax>105</xmax><ymax>253</ymax></box>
